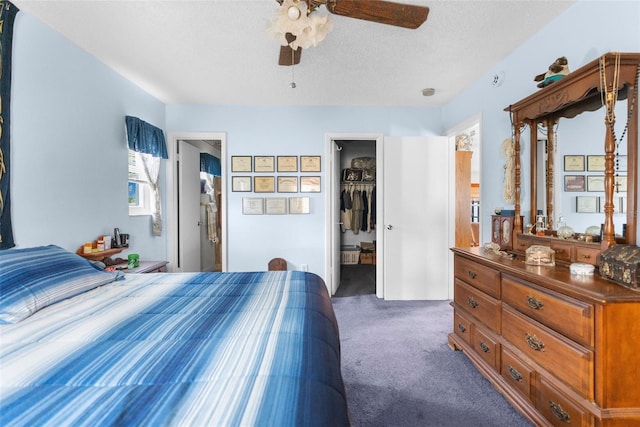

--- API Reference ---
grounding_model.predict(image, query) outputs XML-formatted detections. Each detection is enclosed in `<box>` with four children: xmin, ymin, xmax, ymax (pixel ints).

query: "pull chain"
<box><xmin>290</xmin><ymin>48</ymin><xmax>296</xmax><ymax>88</ymax></box>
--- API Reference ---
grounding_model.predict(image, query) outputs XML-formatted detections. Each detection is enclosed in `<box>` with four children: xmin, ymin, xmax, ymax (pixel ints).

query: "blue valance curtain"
<box><xmin>0</xmin><ymin>1</ymin><xmax>19</xmax><ymax>250</ymax></box>
<box><xmin>125</xmin><ymin>116</ymin><xmax>168</xmax><ymax>159</ymax></box>
<box><xmin>200</xmin><ymin>153</ymin><xmax>221</xmax><ymax>177</ymax></box>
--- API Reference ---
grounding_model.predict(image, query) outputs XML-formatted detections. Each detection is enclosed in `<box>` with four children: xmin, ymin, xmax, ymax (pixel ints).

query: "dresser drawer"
<box><xmin>502</xmin><ymin>274</ymin><xmax>594</xmax><ymax>346</ymax></box>
<box><xmin>453</xmin><ymin>310</ymin><xmax>473</xmax><ymax>346</ymax></box>
<box><xmin>502</xmin><ymin>306</ymin><xmax>593</xmax><ymax>398</ymax></box>
<box><xmin>513</xmin><ymin>233</ymin><xmax>532</xmax><ymax>252</ymax></box>
<box><xmin>537</xmin><ymin>376</ymin><xmax>594</xmax><ymax>427</ymax></box>
<box><xmin>454</xmin><ymin>279</ymin><xmax>501</xmax><ymax>332</ymax></box>
<box><xmin>501</xmin><ymin>347</ymin><xmax>533</xmax><ymax>400</ymax></box>
<box><xmin>473</xmin><ymin>325</ymin><xmax>500</xmax><ymax>370</ymax></box>
<box><xmin>550</xmin><ymin>240</ymin><xmax>574</xmax><ymax>262</ymax></box>
<box><xmin>454</xmin><ymin>256</ymin><xmax>501</xmax><ymax>298</ymax></box>
<box><xmin>574</xmin><ymin>246</ymin><xmax>600</xmax><ymax>266</ymax></box>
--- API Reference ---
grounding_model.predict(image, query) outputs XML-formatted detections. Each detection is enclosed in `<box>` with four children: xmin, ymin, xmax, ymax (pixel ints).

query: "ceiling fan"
<box><xmin>270</xmin><ymin>0</ymin><xmax>430</xmax><ymax>66</ymax></box>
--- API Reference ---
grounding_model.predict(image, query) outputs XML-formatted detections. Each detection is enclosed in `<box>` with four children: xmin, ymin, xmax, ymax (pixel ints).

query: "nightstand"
<box><xmin>122</xmin><ymin>260</ymin><xmax>168</xmax><ymax>273</ymax></box>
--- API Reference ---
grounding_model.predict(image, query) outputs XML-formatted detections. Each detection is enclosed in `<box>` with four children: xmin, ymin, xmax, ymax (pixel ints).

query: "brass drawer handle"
<box><xmin>525</xmin><ymin>333</ymin><xmax>545</xmax><ymax>351</ymax></box>
<box><xmin>468</xmin><ymin>270</ymin><xmax>477</xmax><ymax>279</ymax></box>
<box><xmin>554</xmin><ymin>249</ymin><xmax>564</xmax><ymax>254</ymax></box>
<box><xmin>508</xmin><ymin>365</ymin><xmax>523</xmax><ymax>382</ymax></box>
<box><xmin>526</xmin><ymin>295</ymin><xmax>544</xmax><ymax>310</ymax></box>
<box><xmin>457</xmin><ymin>323</ymin><xmax>467</xmax><ymax>333</ymax></box>
<box><xmin>467</xmin><ymin>297</ymin><xmax>478</xmax><ymax>309</ymax></box>
<box><xmin>549</xmin><ymin>400</ymin><xmax>571</xmax><ymax>423</ymax></box>
<box><xmin>479</xmin><ymin>342</ymin><xmax>490</xmax><ymax>353</ymax></box>
<box><xmin>581</xmin><ymin>254</ymin><xmax>592</xmax><ymax>259</ymax></box>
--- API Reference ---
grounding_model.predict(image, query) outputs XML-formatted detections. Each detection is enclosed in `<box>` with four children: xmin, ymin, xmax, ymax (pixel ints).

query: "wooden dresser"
<box><xmin>449</xmin><ymin>247</ymin><xmax>640</xmax><ymax>426</ymax></box>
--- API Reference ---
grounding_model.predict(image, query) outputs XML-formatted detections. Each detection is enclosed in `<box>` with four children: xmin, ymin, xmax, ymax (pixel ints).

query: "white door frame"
<box><xmin>166</xmin><ymin>132</ymin><xmax>228</xmax><ymax>272</ymax></box>
<box><xmin>324</xmin><ymin>132</ymin><xmax>384</xmax><ymax>297</ymax></box>
<box><xmin>446</xmin><ymin>114</ymin><xmax>482</xmax><ymax>298</ymax></box>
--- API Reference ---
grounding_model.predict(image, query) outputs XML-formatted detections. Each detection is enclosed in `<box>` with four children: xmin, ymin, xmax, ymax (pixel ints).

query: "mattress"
<box><xmin>0</xmin><ymin>250</ymin><xmax>348</xmax><ymax>426</ymax></box>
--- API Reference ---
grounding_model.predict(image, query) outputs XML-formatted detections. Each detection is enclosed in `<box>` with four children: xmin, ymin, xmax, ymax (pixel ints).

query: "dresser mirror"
<box><xmin>507</xmin><ymin>52</ymin><xmax>639</xmax><ymax>248</ymax></box>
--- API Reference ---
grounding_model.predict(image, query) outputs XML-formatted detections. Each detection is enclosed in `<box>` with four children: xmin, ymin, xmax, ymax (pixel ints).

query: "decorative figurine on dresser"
<box><xmin>450</xmin><ymin>53</ymin><xmax>640</xmax><ymax>427</ymax></box>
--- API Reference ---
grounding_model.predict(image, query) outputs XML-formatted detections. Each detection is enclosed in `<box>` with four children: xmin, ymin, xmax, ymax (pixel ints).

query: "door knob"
<box><xmin>386</xmin><ymin>225</ymin><xmax>393</xmax><ymax>230</ymax></box>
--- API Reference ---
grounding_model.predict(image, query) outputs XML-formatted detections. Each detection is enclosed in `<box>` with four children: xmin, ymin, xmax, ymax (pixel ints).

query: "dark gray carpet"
<box><xmin>334</xmin><ymin>265</ymin><xmax>376</xmax><ymax>297</ymax></box>
<box><xmin>331</xmin><ymin>295</ymin><xmax>534</xmax><ymax>427</ymax></box>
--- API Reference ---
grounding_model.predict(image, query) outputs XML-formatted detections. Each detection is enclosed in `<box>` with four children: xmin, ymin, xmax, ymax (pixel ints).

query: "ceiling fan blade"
<box><xmin>325</xmin><ymin>0</ymin><xmax>429</xmax><ymax>29</ymax></box>
<box><xmin>278</xmin><ymin>33</ymin><xmax>302</xmax><ymax>66</ymax></box>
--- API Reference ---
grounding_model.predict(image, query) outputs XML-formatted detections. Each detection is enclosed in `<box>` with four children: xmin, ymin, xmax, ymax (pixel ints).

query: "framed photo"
<box><xmin>300</xmin><ymin>176</ymin><xmax>321</xmax><ymax>192</ymax></box>
<box><xmin>232</xmin><ymin>176</ymin><xmax>251</xmax><ymax>192</ymax></box>
<box><xmin>254</xmin><ymin>156</ymin><xmax>275</xmax><ymax>173</ymax></box>
<box><xmin>576</xmin><ymin>196</ymin><xmax>598</xmax><ymax>213</ymax></box>
<box><xmin>277</xmin><ymin>176</ymin><xmax>298</xmax><ymax>193</ymax></box>
<box><xmin>265</xmin><ymin>197</ymin><xmax>287</xmax><ymax>215</ymax></box>
<box><xmin>231</xmin><ymin>156</ymin><xmax>252</xmax><ymax>172</ymax></box>
<box><xmin>289</xmin><ymin>197</ymin><xmax>310</xmax><ymax>214</ymax></box>
<box><xmin>564</xmin><ymin>175</ymin><xmax>585</xmax><ymax>192</ymax></box>
<box><xmin>616</xmin><ymin>155</ymin><xmax>627</xmax><ymax>172</ymax></box>
<box><xmin>598</xmin><ymin>196</ymin><xmax>625</xmax><ymax>214</ymax></box>
<box><xmin>277</xmin><ymin>156</ymin><xmax>298</xmax><ymax>172</ymax></box>
<box><xmin>564</xmin><ymin>155</ymin><xmax>584</xmax><ymax>172</ymax></box>
<box><xmin>300</xmin><ymin>155</ymin><xmax>321</xmax><ymax>172</ymax></box>
<box><xmin>254</xmin><ymin>176</ymin><xmax>275</xmax><ymax>193</ymax></box>
<box><xmin>586</xmin><ymin>175</ymin><xmax>605</xmax><ymax>192</ymax></box>
<box><xmin>615</xmin><ymin>175</ymin><xmax>627</xmax><ymax>192</ymax></box>
<box><xmin>242</xmin><ymin>198</ymin><xmax>264</xmax><ymax>215</ymax></box>
<box><xmin>587</xmin><ymin>155</ymin><xmax>605</xmax><ymax>172</ymax></box>
<box><xmin>342</xmin><ymin>168</ymin><xmax>362</xmax><ymax>182</ymax></box>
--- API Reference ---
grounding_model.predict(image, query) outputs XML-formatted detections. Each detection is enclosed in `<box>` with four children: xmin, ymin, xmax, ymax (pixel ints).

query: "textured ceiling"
<box><xmin>13</xmin><ymin>0</ymin><xmax>575</xmax><ymax>106</ymax></box>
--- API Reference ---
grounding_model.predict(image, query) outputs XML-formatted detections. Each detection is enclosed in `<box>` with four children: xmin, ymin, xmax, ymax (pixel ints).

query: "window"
<box><xmin>128</xmin><ymin>150</ymin><xmax>152</xmax><ymax>216</ymax></box>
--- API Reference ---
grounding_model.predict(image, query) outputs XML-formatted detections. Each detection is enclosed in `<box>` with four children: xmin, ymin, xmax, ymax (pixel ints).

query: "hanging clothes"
<box><xmin>351</xmin><ymin>189</ymin><xmax>363</xmax><ymax>234</ymax></box>
<box><xmin>361</xmin><ymin>189</ymin><xmax>369</xmax><ymax>232</ymax></box>
<box><xmin>341</xmin><ymin>189</ymin><xmax>352</xmax><ymax>232</ymax></box>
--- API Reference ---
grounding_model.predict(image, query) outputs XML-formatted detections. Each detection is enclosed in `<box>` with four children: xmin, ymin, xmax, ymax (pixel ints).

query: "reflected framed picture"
<box><xmin>300</xmin><ymin>155</ymin><xmax>321</xmax><ymax>172</ymax></box>
<box><xmin>587</xmin><ymin>155</ymin><xmax>605</xmax><ymax>172</ymax></box>
<box><xmin>277</xmin><ymin>176</ymin><xmax>298</xmax><ymax>193</ymax></box>
<box><xmin>615</xmin><ymin>175</ymin><xmax>627</xmax><ymax>192</ymax></box>
<box><xmin>254</xmin><ymin>156</ymin><xmax>275</xmax><ymax>173</ymax></box>
<box><xmin>232</xmin><ymin>176</ymin><xmax>251</xmax><ymax>192</ymax></box>
<box><xmin>598</xmin><ymin>196</ymin><xmax>625</xmax><ymax>213</ymax></box>
<box><xmin>564</xmin><ymin>155</ymin><xmax>584</xmax><ymax>172</ymax></box>
<box><xmin>587</xmin><ymin>175</ymin><xmax>605</xmax><ymax>192</ymax></box>
<box><xmin>576</xmin><ymin>196</ymin><xmax>598</xmax><ymax>213</ymax></box>
<box><xmin>254</xmin><ymin>176</ymin><xmax>275</xmax><ymax>193</ymax></box>
<box><xmin>300</xmin><ymin>176</ymin><xmax>321</xmax><ymax>192</ymax></box>
<box><xmin>265</xmin><ymin>197</ymin><xmax>287</xmax><ymax>215</ymax></box>
<box><xmin>564</xmin><ymin>175</ymin><xmax>585</xmax><ymax>192</ymax></box>
<box><xmin>277</xmin><ymin>156</ymin><xmax>298</xmax><ymax>172</ymax></box>
<box><xmin>231</xmin><ymin>156</ymin><xmax>252</xmax><ymax>172</ymax></box>
<box><xmin>242</xmin><ymin>198</ymin><xmax>264</xmax><ymax>215</ymax></box>
<box><xmin>616</xmin><ymin>155</ymin><xmax>627</xmax><ymax>172</ymax></box>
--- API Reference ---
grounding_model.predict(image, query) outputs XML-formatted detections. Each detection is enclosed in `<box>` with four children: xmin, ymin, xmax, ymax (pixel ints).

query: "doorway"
<box><xmin>166</xmin><ymin>132</ymin><xmax>227</xmax><ymax>273</ymax></box>
<box><xmin>333</xmin><ymin>139</ymin><xmax>378</xmax><ymax>297</ymax></box>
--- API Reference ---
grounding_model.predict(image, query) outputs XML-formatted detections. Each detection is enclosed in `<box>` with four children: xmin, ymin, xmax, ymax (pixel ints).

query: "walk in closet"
<box><xmin>335</xmin><ymin>140</ymin><xmax>377</xmax><ymax>297</ymax></box>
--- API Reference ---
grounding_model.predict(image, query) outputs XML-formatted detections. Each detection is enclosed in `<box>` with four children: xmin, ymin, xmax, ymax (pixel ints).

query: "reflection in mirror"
<box><xmin>539</xmin><ymin>106</ymin><xmax>629</xmax><ymax>239</ymax></box>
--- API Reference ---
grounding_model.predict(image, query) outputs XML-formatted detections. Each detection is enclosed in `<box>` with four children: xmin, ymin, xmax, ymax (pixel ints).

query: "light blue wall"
<box><xmin>11</xmin><ymin>12</ymin><xmax>167</xmax><ymax>260</ymax></box>
<box><xmin>9</xmin><ymin>0</ymin><xmax>640</xmax><ymax>273</ymax></box>
<box><xmin>442</xmin><ymin>0</ymin><xmax>640</xmax><ymax>243</ymax></box>
<box><xmin>166</xmin><ymin>105</ymin><xmax>443</xmax><ymax>273</ymax></box>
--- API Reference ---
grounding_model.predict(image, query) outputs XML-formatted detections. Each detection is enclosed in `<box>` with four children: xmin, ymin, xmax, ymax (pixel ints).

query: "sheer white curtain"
<box><xmin>140</xmin><ymin>153</ymin><xmax>162</xmax><ymax>236</ymax></box>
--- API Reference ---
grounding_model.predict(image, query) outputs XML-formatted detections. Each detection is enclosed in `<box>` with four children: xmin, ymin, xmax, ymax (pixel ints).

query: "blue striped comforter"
<box><xmin>0</xmin><ymin>271</ymin><xmax>348</xmax><ymax>426</ymax></box>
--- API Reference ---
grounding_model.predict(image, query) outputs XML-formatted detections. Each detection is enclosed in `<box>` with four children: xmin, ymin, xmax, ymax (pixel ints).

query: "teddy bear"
<box><xmin>534</xmin><ymin>56</ymin><xmax>570</xmax><ymax>88</ymax></box>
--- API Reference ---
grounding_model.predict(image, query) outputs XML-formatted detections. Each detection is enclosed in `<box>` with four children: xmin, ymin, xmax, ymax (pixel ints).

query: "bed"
<box><xmin>0</xmin><ymin>245</ymin><xmax>349</xmax><ymax>426</ymax></box>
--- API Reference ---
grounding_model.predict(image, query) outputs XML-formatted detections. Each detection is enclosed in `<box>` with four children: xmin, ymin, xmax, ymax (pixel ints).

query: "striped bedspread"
<box><xmin>0</xmin><ymin>271</ymin><xmax>349</xmax><ymax>426</ymax></box>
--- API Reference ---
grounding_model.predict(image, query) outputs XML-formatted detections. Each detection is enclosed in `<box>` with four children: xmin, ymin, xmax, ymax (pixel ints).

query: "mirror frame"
<box><xmin>506</xmin><ymin>52</ymin><xmax>639</xmax><ymax>248</ymax></box>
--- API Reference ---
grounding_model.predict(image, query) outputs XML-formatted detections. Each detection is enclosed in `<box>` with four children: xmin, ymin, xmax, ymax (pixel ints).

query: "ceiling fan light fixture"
<box><xmin>268</xmin><ymin>0</ymin><xmax>332</xmax><ymax>50</ymax></box>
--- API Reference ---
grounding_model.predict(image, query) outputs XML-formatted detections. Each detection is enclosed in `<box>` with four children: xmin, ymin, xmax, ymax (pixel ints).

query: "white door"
<box><xmin>178</xmin><ymin>140</ymin><xmax>202</xmax><ymax>272</ymax></box>
<box><xmin>383</xmin><ymin>136</ymin><xmax>449</xmax><ymax>300</ymax></box>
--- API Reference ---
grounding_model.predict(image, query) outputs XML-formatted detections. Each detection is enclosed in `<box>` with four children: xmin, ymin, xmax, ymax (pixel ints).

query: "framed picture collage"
<box><xmin>231</xmin><ymin>155</ymin><xmax>321</xmax><ymax>215</ymax></box>
<box><xmin>563</xmin><ymin>154</ymin><xmax>627</xmax><ymax>214</ymax></box>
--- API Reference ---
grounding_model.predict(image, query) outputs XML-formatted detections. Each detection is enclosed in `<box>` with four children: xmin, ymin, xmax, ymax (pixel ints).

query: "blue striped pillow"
<box><xmin>0</xmin><ymin>245</ymin><xmax>122</xmax><ymax>323</ymax></box>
